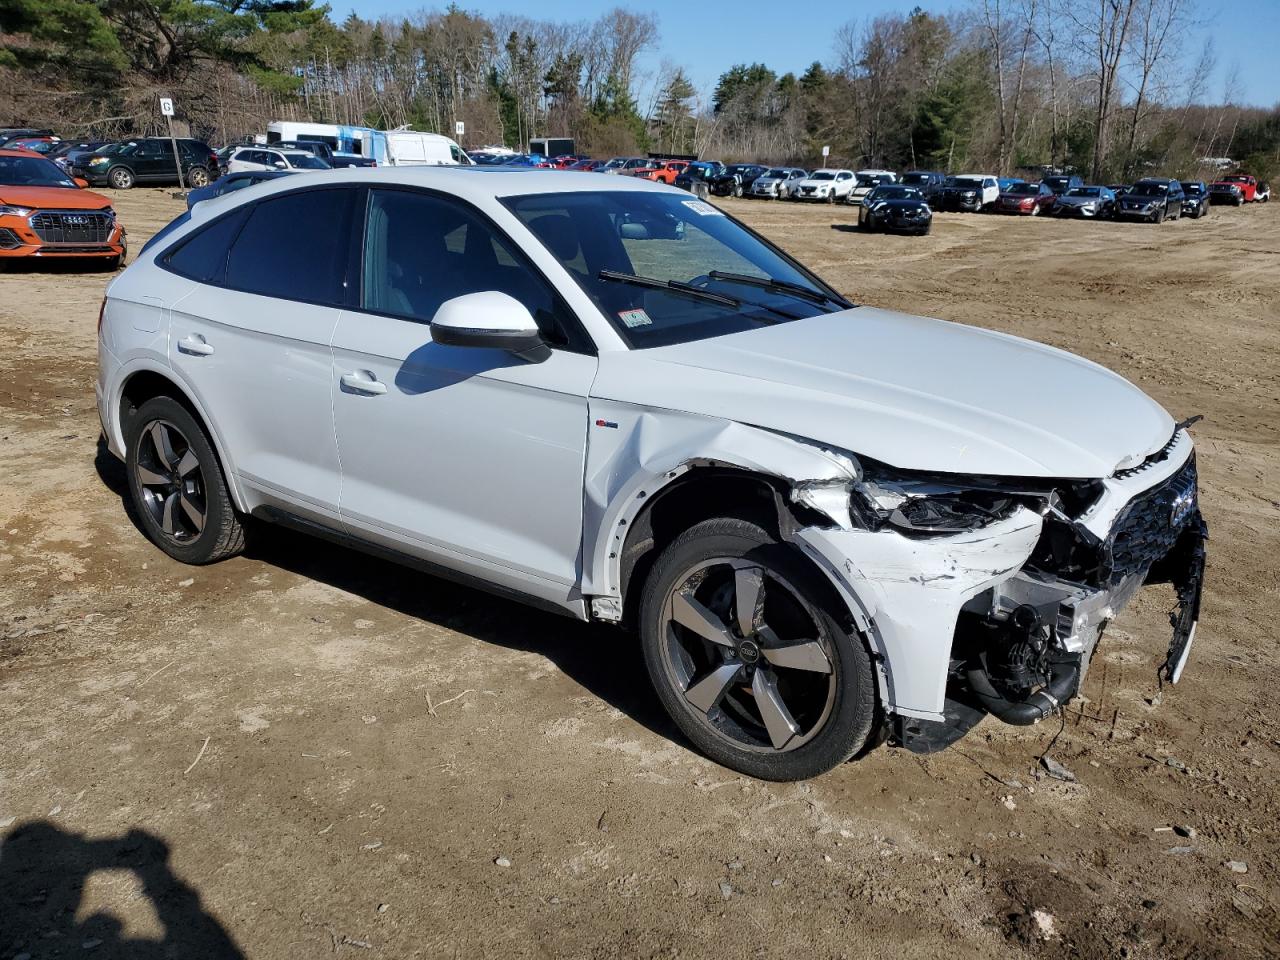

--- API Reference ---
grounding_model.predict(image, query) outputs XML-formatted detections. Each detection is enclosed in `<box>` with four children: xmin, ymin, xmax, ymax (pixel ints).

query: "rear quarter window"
<box><xmin>162</xmin><ymin>208</ymin><xmax>249</xmax><ymax>283</ymax></box>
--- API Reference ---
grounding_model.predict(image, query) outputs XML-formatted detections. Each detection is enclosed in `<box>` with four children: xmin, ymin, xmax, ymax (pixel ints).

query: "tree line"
<box><xmin>2</xmin><ymin>0</ymin><xmax>1277</xmax><ymax>182</ymax></box>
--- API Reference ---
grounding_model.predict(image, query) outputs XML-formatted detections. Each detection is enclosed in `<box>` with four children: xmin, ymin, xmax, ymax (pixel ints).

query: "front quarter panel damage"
<box><xmin>794</xmin><ymin>509</ymin><xmax>1042</xmax><ymax>721</ymax></box>
<box><xmin>581</xmin><ymin>402</ymin><xmax>1043</xmax><ymax>723</ymax></box>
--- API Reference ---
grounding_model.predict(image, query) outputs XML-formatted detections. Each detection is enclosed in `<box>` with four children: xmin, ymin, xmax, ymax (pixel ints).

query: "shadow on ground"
<box><xmin>93</xmin><ymin>436</ymin><xmax>677</xmax><ymax>745</ymax></box>
<box><xmin>0</xmin><ymin>821</ymin><xmax>244</xmax><ymax>959</ymax></box>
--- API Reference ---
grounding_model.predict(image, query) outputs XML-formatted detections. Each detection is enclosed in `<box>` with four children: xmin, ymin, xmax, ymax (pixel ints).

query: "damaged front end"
<box><xmin>869</xmin><ymin>434</ymin><xmax>1207</xmax><ymax>752</ymax></box>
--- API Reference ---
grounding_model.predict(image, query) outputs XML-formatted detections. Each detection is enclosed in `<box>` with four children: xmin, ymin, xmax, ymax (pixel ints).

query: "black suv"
<box><xmin>74</xmin><ymin>138</ymin><xmax>219</xmax><ymax>189</ymax></box>
<box><xmin>710</xmin><ymin>163</ymin><xmax>768</xmax><ymax>197</ymax></box>
<box><xmin>1116</xmin><ymin>178</ymin><xmax>1184</xmax><ymax>222</ymax></box>
<box><xmin>899</xmin><ymin>170</ymin><xmax>946</xmax><ymax>204</ymax></box>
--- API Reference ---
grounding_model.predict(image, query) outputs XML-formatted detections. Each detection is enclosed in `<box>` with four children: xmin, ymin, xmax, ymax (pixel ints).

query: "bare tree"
<box><xmin>1067</xmin><ymin>0</ymin><xmax>1139</xmax><ymax>179</ymax></box>
<box><xmin>1122</xmin><ymin>0</ymin><xmax>1191</xmax><ymax>170</ymax></box>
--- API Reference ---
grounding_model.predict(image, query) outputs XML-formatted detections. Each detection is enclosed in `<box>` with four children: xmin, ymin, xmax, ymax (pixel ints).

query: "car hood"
<box><xmin>595</xmin><ymin>308</ymin><xmax>1174</xmax><ymax>478</ymax></box>
<box><xmin>797</xmin><ymin>179</ymin><xmax>835</xmax><ymax>188</ymax></box>
<box><xmin>0</xmin><ymin>185</ymin><xmax>111</xmax><ymax>210</ymax></box>
<box><xmin>1056</xmin><ymin>196</ymin><xmax>1097</xmax><ymax>206</ymax></box>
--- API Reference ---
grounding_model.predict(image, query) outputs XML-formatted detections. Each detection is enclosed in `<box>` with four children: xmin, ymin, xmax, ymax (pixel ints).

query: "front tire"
<box><xmin>108</xmin><ymin>166</ymin><xmax>134</xmax><ymax>190</ymax></box>
<box><xmin>125</xmin><ymin>396</ymin><xmax>245</xmax><ymax>565</ymax></box>
<box><xmin>639</xmin><ymin>517</ymin><xmax>877</xmax><ymax>781</ymax></box>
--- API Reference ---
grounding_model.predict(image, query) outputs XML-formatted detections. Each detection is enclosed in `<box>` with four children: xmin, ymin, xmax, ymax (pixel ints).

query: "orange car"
<box><xmin>639</xmin><ymin>160</ymin><xmax>690</xmax><ymax>185</ymax></box>
<box><xmin>0</xmin><ymin>148</ymin><xmax>126</xmax><ymax>269</ymax></box>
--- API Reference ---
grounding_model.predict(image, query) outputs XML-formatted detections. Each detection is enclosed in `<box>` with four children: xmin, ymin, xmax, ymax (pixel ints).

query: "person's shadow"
<box><xmin>0</xmin><ymin>821</ymin><xmax>244</xmax><ymax>959</ymax></box>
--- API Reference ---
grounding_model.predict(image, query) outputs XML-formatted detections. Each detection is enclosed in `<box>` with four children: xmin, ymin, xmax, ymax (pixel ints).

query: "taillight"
<box><xmin>97</xmin><ymin>296</ymin><xmax>106</xmax><ymax>335</ymax></box>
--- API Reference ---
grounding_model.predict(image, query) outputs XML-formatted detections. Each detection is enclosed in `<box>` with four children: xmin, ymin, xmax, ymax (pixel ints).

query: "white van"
<box><xmin>383</xmin><ymin>129</ymin><xmax>471</xmax><ymax>167</ymax></box>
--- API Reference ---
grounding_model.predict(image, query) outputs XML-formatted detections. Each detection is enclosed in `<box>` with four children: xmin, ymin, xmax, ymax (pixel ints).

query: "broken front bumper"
<box><xmin>794</xmin><ymin>440</ymin><xmax>1205</xmax><ymax>733</ymax></box>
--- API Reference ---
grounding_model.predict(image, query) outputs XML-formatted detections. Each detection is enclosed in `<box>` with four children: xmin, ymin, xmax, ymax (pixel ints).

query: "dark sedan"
<box><xmin>1180</xmin><ymin>181</ymin><xmax>1210</xmax><ymax>219</ymax></box>
<box><xmin>856</xmin><ymin>185</ymin><xmax>933</xmax><ymax>235</ymax></box>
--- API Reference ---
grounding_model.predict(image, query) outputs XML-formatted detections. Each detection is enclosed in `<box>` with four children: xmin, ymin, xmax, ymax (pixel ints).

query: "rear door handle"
<box><xmin>177</xmin><ymin>334</ymin><xmax>213</xmax><ymax>356</ymax></box>
<box><xmin>340</xmin><ymin>371</ymin><xmax>387</xmax><ymax>395</ymax></box>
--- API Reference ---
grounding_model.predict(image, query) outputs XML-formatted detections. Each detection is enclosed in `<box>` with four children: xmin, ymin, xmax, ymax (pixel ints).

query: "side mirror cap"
<box><xmin>430</xmin><ymin>291</ymin><xmax>549</xmax><ymax>363</ymax></box>
<box><xmin>74</xmin><ymin>177</ymin><xmax>88</xmax><ymax>188</ymax></box>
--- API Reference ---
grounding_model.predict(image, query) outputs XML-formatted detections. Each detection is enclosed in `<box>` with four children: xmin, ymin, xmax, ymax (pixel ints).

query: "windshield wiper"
<box><xmin>598</xmin><ymin>269</ymin><xmax>741</xmax><ymax>308</ymax></box>
<box><xmin>707</xmin><ymin>271</ymin><xmax>847</xmax><ymax>308</ymax></box>
<box><xmin>597</xmin><ymin>270</ymin><xmax>802</xmax><ymax>323</ymax></box>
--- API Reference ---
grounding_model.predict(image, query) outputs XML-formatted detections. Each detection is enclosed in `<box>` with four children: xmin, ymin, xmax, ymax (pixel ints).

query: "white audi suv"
<box><xmin>97</xmin><ymin>168</ymin><xmax>1205</xmax><ymax>780</ymax></box>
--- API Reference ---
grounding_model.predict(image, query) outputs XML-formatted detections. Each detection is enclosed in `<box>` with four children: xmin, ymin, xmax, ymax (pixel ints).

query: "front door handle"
<box><xmin>340</xmin><ymin>371</ymin><xmax>387</xmax><ymax>395</ymax></box>
<box><xmin>177</xmin><ymin>334</ymin><xmax>214</xmax><ymax>356</ymax></box>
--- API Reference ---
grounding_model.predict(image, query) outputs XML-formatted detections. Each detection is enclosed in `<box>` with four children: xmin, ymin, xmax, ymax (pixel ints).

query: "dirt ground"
<box><xmin>1</xmin><ymin>186</ymin><xmax>1277</xmax><ymax>960</ymax></box>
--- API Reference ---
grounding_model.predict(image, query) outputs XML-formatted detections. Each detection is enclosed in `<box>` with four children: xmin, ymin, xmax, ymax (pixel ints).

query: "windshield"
<box><xmin>766</xmin><ymin>169</ymin><xmax>789</xmax><ymax>178</ymax></box>
<box><xmin>1044</xmin><ymin>177</ymin><xmax>1071</xmax><ymax>190</ymax></box>
<box><xmin>810</xmin><ymin>171</ymin><xmax>835</xmax><ymax>181</ymax></box>
<box><xmin>283</xmin><ymin>153</ymin><xmax>328</xmax><ymax>169</ymax></box>
<box><xmin>1005</xmin><ymin>183</ymin><xmax>1038</xmax><ymax>195</ymax></box>
<box><xmin>1066</xmin><ymin>187</ymin><xmax>1100</xmax><ymax>197</ymax></box>
<box><xmin>1180</xmin><ymin>182</ymin><xmax>1203</xmax><ymax>194</ymax></box>
<box><xmin>685</xmin><ymin>163</ymin><xmax>717</xmax><ymax>179</ymax></box>
<box><xmin>951</xmin><ymin>178</ymin><xmax>982</xmax><ymax>189</ymax></box>
<box><xmin>901</xmin><ymin>173</ymin><xmax>932</xmax><ymax>185</ymax></box>
<box><xmin>0</xmin><ymin>154</ymin><xmax>78</xmax><ymax>188</ymax></box>
<box><xmin>869</xmin><ymin>186</ymin><xmax>920</xmax><ymax>201</ymax></box>
<box><xmin>502</xmin><ymin>191</ymin><xmax>846</xmax><ymax>348</ymax></box>
<box><xmin>1130</xmin><ymin>182</ymin><xmax>1168</xmax><ymax>196</ymax></box>
<box><xmin>1224</xmin><ymin>176</ymin><xmax>1249</xmax><ymax>183</ymax></box>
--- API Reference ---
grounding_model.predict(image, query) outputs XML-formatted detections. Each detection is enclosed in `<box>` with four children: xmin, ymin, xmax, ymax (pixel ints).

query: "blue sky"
<box><xmin>349</xmin><ymin>0</ymin><xmax>1277</xmax><ymax>109</ymax></box>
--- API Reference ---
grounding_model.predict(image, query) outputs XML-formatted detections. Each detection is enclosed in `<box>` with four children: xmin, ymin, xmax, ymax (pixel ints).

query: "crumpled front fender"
<box><xmin>793</xmin><ymin>508</ymin><xmax>1043</xmax><ymax>720</ymax></box>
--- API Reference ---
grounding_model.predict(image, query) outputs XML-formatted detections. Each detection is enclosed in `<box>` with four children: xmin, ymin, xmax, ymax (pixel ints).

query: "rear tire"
<box><xmin>186</xmin><ymin>166</ymin><xmax>210</xmax><ymax>188</ymax></box>
<box><xmin>639</xmin><ymin>517</ymin><xmax>877</xmax><ymax>781</ymax></box>
<box><xmin>125</xmin><ymin>396</ymin><xmax>245</xmax><ymax>565</ymax></box>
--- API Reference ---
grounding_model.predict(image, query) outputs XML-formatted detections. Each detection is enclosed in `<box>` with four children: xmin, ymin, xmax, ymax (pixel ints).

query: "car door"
<box><xmin>165</xmin><ymin>184</ymin><xmax>356</xmax><ymax>521</ymax></box>
<box><xmin>330</xmin><ymin>186</ymin><xmax>598</xmax><ymax>603</ymax></box>
<box><xmin>130</xmin><ymin>139</ymin><xmax>167</xmax><ymax>181</ymax></box>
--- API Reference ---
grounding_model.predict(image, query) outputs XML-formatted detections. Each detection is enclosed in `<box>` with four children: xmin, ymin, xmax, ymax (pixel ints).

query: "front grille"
<box><xmin>1102</xmin><ymin>454</ymin><xmax>1198</xmax><ymax>586</ymax></box>
<box><xmin>30</xmin><ymin>211</ymin><xmax>113</xmax><ymax>245</ymax></box>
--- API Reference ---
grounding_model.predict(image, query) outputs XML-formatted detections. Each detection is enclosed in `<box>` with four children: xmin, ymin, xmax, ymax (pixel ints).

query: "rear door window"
<box><xmin>224</xmin><ymin>188</ymin><xmax>354</xmax><ymax>305</ymax></box>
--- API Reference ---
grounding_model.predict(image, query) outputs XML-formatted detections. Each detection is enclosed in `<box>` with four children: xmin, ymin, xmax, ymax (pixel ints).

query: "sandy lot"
<box><xmin>1</xmin><ymin>187</ymin><xmax>1277</xmax><ymax>960</ymax></box>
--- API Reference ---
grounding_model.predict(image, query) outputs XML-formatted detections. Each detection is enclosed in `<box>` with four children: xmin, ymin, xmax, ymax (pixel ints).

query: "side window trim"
<box><xmin>351</xmin><ymin>184</ymin><xmax>596</xmax><ymax>356</ymax></box>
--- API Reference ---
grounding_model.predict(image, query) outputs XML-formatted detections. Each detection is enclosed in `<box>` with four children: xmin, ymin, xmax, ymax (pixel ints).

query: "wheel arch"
<box><xmin>114</xmin><ymin>363</ymin><xmax>250</xmax><ymax>512</ymax></box>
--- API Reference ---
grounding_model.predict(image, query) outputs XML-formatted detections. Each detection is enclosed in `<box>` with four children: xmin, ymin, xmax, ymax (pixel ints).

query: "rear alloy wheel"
<box><xmin>108</xmin><ymin>166</ymin><xmax>134</xmax><ymax>190</ymax></box>
<box><xmin>126</xmin><ymin>396</ymin><xmax>245</xmax><ymax>565</ymax></box>
<box><xmin>640</xmin><ymin>518</ymin><xmax>877</xmax><ymax>780</ymax></box>
<box><xmin>186</xmin><ymin>166</ymin><xmax>210</xmax><ymax>188</ymax></box>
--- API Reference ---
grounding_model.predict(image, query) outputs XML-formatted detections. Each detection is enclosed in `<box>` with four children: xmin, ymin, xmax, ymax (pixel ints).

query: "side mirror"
<box><xmin>73</xmin><ymin>177</ymin><xmax>89</xmax><ymax>189</ymax></box>
<box><xmin>273</xmin><ymin>160</ymin><xmax>287</xmax><ymax>169</ymax></box>
<box><xmin>430</xmin><ymin>291</ymin><xmax>549</xmax><ymax>363</ymax></box>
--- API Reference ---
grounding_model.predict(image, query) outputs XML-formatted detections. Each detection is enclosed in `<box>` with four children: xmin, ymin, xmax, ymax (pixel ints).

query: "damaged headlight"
<box><xmin>852</xmin><ymin>476</ymin><xmax>1017</xmax><ymax>535</ymax></box>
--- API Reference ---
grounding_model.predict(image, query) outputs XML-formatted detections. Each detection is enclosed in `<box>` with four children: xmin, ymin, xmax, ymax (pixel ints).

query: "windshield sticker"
<box><xmin>681</xmin><ymin>199</ymin><xmax>723</xmax><ymax>217</ymax></box>
<box><xmin>619</xmin><ymin>308</ymin><xmax>653</xmax><ymax>328</ymax></box>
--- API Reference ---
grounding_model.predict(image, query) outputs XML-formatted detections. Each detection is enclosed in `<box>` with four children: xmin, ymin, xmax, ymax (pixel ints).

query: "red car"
<box><xmin>567</xmin><ymin>159</ymin><xmax>606</xmax><ymax>172</ymax></box>
<box><xmin>993</xmin><ymin>180</ymin><xmax>1056</xmax><ymax>215</ymax></box>
<box><xmin>1212</xmin><ymin>174</ymin><xmax>1263</xmax><ymax>202</ymax></box>
<box><xmin>550</xmin><ymin>154</ymin><xmax>589</xmax><ymax>169</ymax></box>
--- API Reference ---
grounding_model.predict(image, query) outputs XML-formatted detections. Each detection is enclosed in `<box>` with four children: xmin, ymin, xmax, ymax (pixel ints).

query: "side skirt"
<box><xmin>251</xmin><ymin>506</ymin><xmax>588</xmax><ymax>622</ymax></box>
